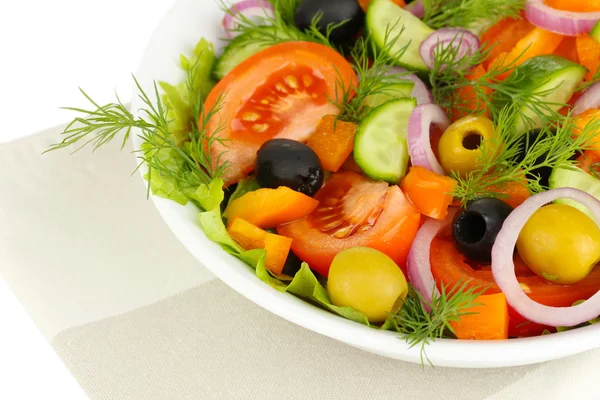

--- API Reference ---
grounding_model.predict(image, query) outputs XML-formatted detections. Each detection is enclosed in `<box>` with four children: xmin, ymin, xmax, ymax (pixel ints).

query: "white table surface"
<box><xmin>0</xmin><ymin>1</ymin><xmax>174</xmax><ymax>398</ymax></box>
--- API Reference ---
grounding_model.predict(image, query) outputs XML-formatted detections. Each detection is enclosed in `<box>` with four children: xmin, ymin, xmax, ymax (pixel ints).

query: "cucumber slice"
<box><xmin>214</xmin><ymin>33</ymin><xmax>270</xmax><ymax>80</ymax></box>
<box><xmin>549</xmin><ymin>166</ymin><xmax>600</xmax><ymax>223</ymax></box>
<box><xmin>361</xmin><ymin>81</ymin><xmax>415</xmax><ymax>109</ymax></box>
<box><xmin>493</xmin><ymin>55</ymin><xmax>587</xmax><ymax>134</ymax></box>
<box><xmin>366</xmin><ymin>0</ymin><xmax>434</xmax><ymax>72</ymax></box>
<box><xmin>592</xmin><ymin>21</ymin><xmax>600</xmax><ymax>44</ymax></box>
<box><xmin>354</xmin><ymin>98</ymin><xmax>417</xmax><ymax>183</ymax></box>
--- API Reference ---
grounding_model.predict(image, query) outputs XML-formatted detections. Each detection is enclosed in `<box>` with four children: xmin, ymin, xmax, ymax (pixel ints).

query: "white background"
<box><xmin>0</xmin><ymin>1</ymin><xmax>175</xmax><ymax>398</ymax></box>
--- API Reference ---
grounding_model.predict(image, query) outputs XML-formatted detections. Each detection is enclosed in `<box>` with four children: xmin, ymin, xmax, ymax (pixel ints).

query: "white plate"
<box><xmin>131</xmin><ymin>0</ymin><xmax>600</xmax><ymax>368</ymax></box>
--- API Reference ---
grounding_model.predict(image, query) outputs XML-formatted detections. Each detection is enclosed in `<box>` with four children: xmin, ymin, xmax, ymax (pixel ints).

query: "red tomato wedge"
<box><xmin>277</xmin><ymin>171</ymin><xmax>421</xmax><ymax>277</ymax></box>
<box><xmin>202</xmin><ymin>42</ymin><xmax>357</xmax><ymax>185</ymax></box>
<box><xmin>430</xmin><ymin>237</ymin><xmax>600</xmax><ymax>337</ymax></box>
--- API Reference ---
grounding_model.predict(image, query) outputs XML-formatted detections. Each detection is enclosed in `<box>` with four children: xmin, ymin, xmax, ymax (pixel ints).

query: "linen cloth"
<box><xmin>1</xmin><ymin>125</ymin><xmax>599</xmax><ymax>399</ymax></box>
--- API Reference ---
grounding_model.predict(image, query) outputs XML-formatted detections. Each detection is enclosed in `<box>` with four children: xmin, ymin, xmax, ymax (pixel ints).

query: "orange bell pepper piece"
<box><xmin>307</xmin><ymin>116</ymin><xmax>358</xmax><ymax>172</ymax></box>
<box><xmin>451</xmin><ymin>64</ymin><xmax>491</xmax><ymax>120</ymax></box>
<box><xmin>481</xmin><ymin>19</ymin><xmax>534</xmax><ymax>69</ymax></box>
<box><xmin>572</xmin><ymin>109</ymin><xmax>600</xmax><ymax>158</ymax></box>
<box><xmin>554</xmin><ymin>36</ymin><xmax>579</xmax><ymax>63</ymax></box>
<box><xmin>400</xmin><ymin>166</ymin><xmax>457</xmax><ymax>220</ymax></box>
<box><xmin>227</xmin><ymin>217</ymin><xmax>292</xmax><ymax>275</ymax></box>
<box><xmin>226</xmin><ymin>187</ymin><xmax>319</xmax><ymax>228</ymax></box>
<box><xmin>486</xmin><ymin>180</ymin><xmax>532</xmax><ymax>209</ymax></box>
<box><xmin>450</xmin><ymin>293</ymin><xmax>509</xmax><ymax>340</ymax></box>
<box><xmin>491</xmin><ymin>28</ymin><xmax>564</xmax><ymax>80</ymax></box>
<box><xmin>545</xmin><ymin>0</ymin><xmax>600</xmax><ymax>12</ymax></box>
<box><xmin>576</xmin><ymin>34</ymin><xmax>600</xmax><ymax>82</ymax></box>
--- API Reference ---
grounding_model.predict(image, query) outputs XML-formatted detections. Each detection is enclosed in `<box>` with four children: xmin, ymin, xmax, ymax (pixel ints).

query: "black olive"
<box><xmin>512</xmin><ymin>129</ymin><xmax>578</xmax><ymax>189</ymax></box>
<box><xmin>281</xmin><ymin>251</ymin><xmax>303</xmax><ymax>277</ymax></box>
<box><xmin>255</xmin><ymin>139</ymin><xmax>324</xmax><ymax>196</ymax></box>
<box><xmin>294</xmin><ymin>0</ymin><xmax>364</xmax><ymax>45</ymax></box>
<box><xmin>452</xmin><ymin>198</ymin><xmax>513</xmax><ymax>263</ymax></box>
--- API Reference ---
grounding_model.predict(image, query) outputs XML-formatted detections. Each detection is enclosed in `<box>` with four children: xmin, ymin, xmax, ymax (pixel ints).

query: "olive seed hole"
<box><xmin>459</xmin><ymin>212</ymin><xmax>486</xmax><ymax>244</ymax></box>
<box><xmin>462</xmin><ymin>132</ymin><xmax>483</xmax><ymax>150</ymax></box>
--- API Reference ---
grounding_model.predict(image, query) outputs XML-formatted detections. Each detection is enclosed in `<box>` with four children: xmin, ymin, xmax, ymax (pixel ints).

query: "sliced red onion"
<box><xmin>405</xmin><ymin>0</ymin><xmax>425</xmax><ymax>19</ymax></box>
<box><xmin>385</xmin><ymin>66</ymin><xmax>433</xmax><ymax>105</ymax></box>
<box><xmin>525</xmin><ymin>0</ymin><xmax>600</xmax><ymax>36</ymax></box>
<box><xmin>222</xmin><ymin>0</ymin><xmax>275</xmax><ymax>39</ymax></box>
<box><xmin>419</xmin><ymin>28</ymin><xmax>480</xmax><ymax>70</ymax></box>
<box><xmin>407</xmin><ymin>105</ymin><xmax>449</xmax><ymax>175</ymax></box>
<box><xmin>407</xmin><ymin>209</ymin><xmax>458</xmax><ymax>308</ymax></box>
<box><xmin>573</xmin><ymin>83</ymin><xmax>600</xmax><ymax>116</ymax></box>
<box><xmin>492</xmin><ymin>188</ymin><xmax>600</xmax><ymax>327</ymax></box>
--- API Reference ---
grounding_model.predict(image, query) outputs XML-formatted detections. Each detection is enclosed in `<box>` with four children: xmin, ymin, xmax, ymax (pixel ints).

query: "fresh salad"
<box><xmin>50</xmin><ymin>0</ymin><xmax>600</xmax><ymax>361</ymax></box>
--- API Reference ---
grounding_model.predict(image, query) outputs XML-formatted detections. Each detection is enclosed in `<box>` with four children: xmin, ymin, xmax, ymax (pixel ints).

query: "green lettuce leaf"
<box><xmin>144</xmin><ymin>146</ymin><xmax>190</xmax><ymax>205</ymax></box>
<box><xmin>159</xmin><ymin>38</ymin><xmax>217</xmax><ymax>146</ymax></box>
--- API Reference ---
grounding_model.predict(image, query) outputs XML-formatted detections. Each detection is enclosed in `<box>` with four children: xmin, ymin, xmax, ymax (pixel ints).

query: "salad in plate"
<box><xmin>49</xmin><ymin>0</ymin><xmax>600</xmax><ymax>361</ymax></box>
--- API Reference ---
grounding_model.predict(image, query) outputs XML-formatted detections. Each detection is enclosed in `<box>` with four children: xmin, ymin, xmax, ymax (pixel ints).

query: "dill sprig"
<box><xmin>333</xmin><ymin>25</ymin><xmax>411</xmax><ymax>123</ymax></box>
<box><xmin>219</xmin><ymin>0</ymin><xmax>337</xmax><ymax>49</ymax></box>
<box><xmin>46</xmin><ymin>55</ymin><xmax>227</xmax><ymax>191</ymax></box>
<box><xmin>430</xmin><ymin>40</ymin><xmax>568</xmax><ymax>130</ymax></box>
<box><xmin>423</xmin><ymin>0</ymin><xmax>525</xmax><ymax>31</ymax></box>
<box><xmin>393</xmin><ymin>281</ymin><xmax>485</xmax><ymax>365</ymax></box>
<box><xmin>452</xmin><ymin>105</ymin><xmax>600</xmax><ymax>205</ymax></box>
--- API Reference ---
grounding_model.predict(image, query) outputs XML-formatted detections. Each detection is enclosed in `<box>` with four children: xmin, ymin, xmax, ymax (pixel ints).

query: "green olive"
<box><xmin>438</xmin><ymin>115</ymin><xmax>496</xmax><ymax>177</ymax></box>
<box><xmin>327</xmin><ymin>247</ymin><xmax>408</xmax><ymax>323</ymax></box>
<box><xmin>517</xmin><ymin>204</ymin><xmax>600</xmax><ymax>284</ymax></box>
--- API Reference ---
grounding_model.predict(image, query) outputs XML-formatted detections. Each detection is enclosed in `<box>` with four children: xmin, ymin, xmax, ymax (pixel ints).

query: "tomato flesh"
<box><xmin>202</xmin><ymin>42</ymin><xmax>357</xmax><ymax>185</ymax></box>
<box><xmin>278</xmin><ymin>171</ymin><xmax>421</xmax><ymax>277</ymax></box>
<box><xmin>430</xmin><ymin>237</ymin><xmax>600</xmax><ymax>337</ymax></box>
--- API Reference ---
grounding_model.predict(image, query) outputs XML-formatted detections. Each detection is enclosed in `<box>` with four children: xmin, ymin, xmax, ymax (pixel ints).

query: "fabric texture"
<box><xmin>2</xmin><ymin>126</ymin><xmax>600</xmax><ymax>399</ymax></box>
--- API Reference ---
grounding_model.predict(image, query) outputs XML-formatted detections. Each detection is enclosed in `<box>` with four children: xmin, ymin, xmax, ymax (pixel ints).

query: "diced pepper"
<box><xmin>450</xmin><ymin>293</ymin><xmax>509</xmax><ymax>340</ymax></box>
<box><xmin>307</xmin><ymin>116</ymin><xmax>358</xmax><ymax>172</ymax></box>
<box><xmin>576</xmin><ymin>34</ymin><xmax>600</xmax><ymax>82</ymax></box>
<box><xmin>572</xmin><ymin>109</ymin><xmax>600</xmax><ymax>158</ymax></box>
<box><xmin>553</xmin><ymin>36</ymin><xmax>579</xmax><ymax>64</ymax></box>
<box><xmin>400</xmin><ymin>166</ymin><xmax>456</xmax><ymax>220</ymax></box>
<box><xmin>227</xmin><ymin>217</ymin><xmax>293</xmax><ymax>275</ymax></box>
<box><xmin>481</xmin><ymin>19</ymin><xmax>534</xmax><ymax>69</ymax></box>
<box><xmin>226</xmin><ymin>187</ymin><xmax>319</xmax><ymax>228</ymax></box>
<box><xmin>545</xmin><ymin>0</ymin><xmax>600</xmax><ymax>12</ymax></box>
<box><xmin>491</xmin><ymin>28</ymin><xmax>564</xmax><ymax>80</ymax></box>
<box><xmin>451</xmin><ymin>64</ymin><xmax>491</xmax><ymax>120</ymax></box>
<box><xmin>486</xmin><ymin>180</ymin><xmax>532</xmax><ymax>209</ymax></box>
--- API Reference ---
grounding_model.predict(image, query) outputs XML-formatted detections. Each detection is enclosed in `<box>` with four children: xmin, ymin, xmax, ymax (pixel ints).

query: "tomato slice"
<box><xmin>202</xmin><ymin>42</ymin><xmax>357</xmax><ymax>185</ymax></box>
<box><xmin>277</xmin><ymin>171</ymin><xmax>421</xmax><ymax>277</ymax></box>
<box><xmin>430</xmin><ymin>237</ymin><xmax>600</xmax><ymax>337</ymax></box>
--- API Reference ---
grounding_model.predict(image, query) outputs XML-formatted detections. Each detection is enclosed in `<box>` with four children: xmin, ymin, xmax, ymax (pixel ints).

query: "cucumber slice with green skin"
<box><xmin>361</xmin><ymin>81</ymin><xmax>415</xmax><ymax>109</ymax></box>
<box><xmin>354</xmin><ymin>98</ymin><xmax>417</xmax><ymax>183</ymax></box>
<box><xmin>493</xmin><ymin>55</ymin><xmax>587</xmax><ymax>135</ymax></box>
<box><xmin>214</xmin><ymin>25</ymin><xmax>303</xmax><ymax>80</ymax></box>
<box><xmin>549</xmin><ymin>166</ymin><xmax>600</xmax><ymax>223</ymax></box>
<box><xmin>592</xmin><ymin>21</ymin><xmax>600</xmax><ymax>44</ymax></box>
<box><xmin>214</xmin><ymin>34</ymin><xmax>270</xmax><ymax>80</ymax></box>
<box><xmin>366</xmin><ymin>0</ymin><xmax>434</xmax><ymax>72</ymax></box>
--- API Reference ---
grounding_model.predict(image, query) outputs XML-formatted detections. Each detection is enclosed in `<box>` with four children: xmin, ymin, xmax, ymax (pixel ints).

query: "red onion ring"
<box><xmin>407</xmin><ymin>104</ymin><xmax>449</xmax><ymax>175</ymax></box>
<box><xmin>525</xmin><ymin>0</ymin><xmax>600</xmax><ymax>36</ymax></box>
<box><xmin>419</xmin><ymin>28</ymin><xmax>480</xmax><ymax>70</ymax></box>
<box><xmin>405</xmin><ymin>0</ymin><xmax>425</xmax><ymax>19</ymax></box>
<box><xmin>222</xmin><ymin>0</ymin><xmax>275</xmax><ymax>39</ymax></box>
<box><xmin>492</xmin><ymin>188</ymin><xmax>600</xmax><ymax>327</ymax></box>
<box><xmin>407</xmin><ymin>208</ymin><xmax>458</xmax><ymax>307</ymax></box>
<box><xmin>385</xmin><ymin>66</ymin><xmax>433</xmax><ymax>105</ymax></box>
<box><xmin>573</xmin><ymin>83</ymin><xmax>600</xmax><ymax>116</ymax></box>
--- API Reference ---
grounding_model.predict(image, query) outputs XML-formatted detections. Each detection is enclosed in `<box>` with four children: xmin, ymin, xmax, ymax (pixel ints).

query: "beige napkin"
<box><xmin>1</xmin><ymin>125</ymin><xmax>599</xmax><ymax>400</ymax></box>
